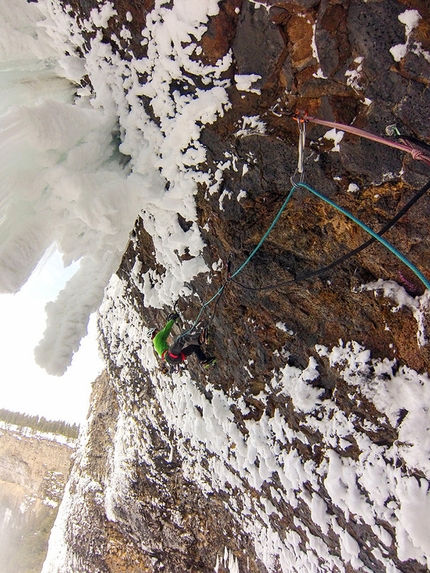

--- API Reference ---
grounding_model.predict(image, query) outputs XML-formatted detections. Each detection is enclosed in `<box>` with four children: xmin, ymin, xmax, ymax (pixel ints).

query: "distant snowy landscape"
<box><xmin>1</xmin><ymin>1</ymin><xmax>430</xmax><ymax>572</ymax></box>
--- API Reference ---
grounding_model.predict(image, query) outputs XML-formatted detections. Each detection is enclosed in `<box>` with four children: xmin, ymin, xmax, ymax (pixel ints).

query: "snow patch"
<box><xmin>234</xmin><ymin>73</ymin><xmax>262</xmax><ymax>94</ymax></box>
<box><xmin>323</xmin><ymin>128</ymin><xmax>344</xmax><ymax>152</ymax></box>
<box><xmin>390</xmin><ymin>9</ymin><xmax>422</xmax><ymax>62</ymax></box>
<box><xmin>347</xmin><ymin>183</ymin><xmax>359</xmax><ymax>193</ymax></box>
<box><xmin>359</xmin><ymin>279</ymin><xmax>430</xmax><ymax>347</ymax></box>
<box><xmin>235</xmin><ymin>116</ymin><xmax>266</xmax><ymax>137</ymax></box>
<box><xmin>345</xmin><ymin>56</ymin><xmax>364</xmax><ymax>91</ymax></box>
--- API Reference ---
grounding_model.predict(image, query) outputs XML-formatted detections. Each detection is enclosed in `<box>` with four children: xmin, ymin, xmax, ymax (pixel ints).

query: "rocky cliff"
<box><xmin>42</xmin><ymin>1</ymin><xmax>430</xmax><ymax>572</ymax></box>
<box><xmin>0</xmin><ymin>423</ymin><xmax>75</xmax><ymax>573</ymax></box>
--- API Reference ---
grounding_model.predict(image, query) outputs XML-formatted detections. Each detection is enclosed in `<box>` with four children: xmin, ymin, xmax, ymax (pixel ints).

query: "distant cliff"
<box><xmin>0</xmin><ymin>421</ymin><xmax>76</xmax><ymax>573</ymax></box>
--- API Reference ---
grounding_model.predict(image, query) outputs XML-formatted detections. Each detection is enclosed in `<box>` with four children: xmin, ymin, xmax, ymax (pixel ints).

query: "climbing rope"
<box><xmin>304</xmin><ymin>114</ymin><xmax>430</xmax><ymax>167</ymax></box>
<box><xmin>229</xmin><ymin>188</ymin><xmax>296</xmax><ymax>280</ymax></box>
<box><xmin>179</xmin><ymin>283</ymin><xmax>226</xmax><ymax>337</ymax></box>
<box><xmin>296</xmin><ymin>182</ymin><xmax>430</xmax><ymax>290</ymax></box>
<box><xmin>179</xmin><ymin>188</ymin><xmax>296</xmax><ymax>336</ymax></box>
<box><xmin>230</xmin><ymin>180</ymin><xmax>430</xmax><ymax>292</ymax></box>
<box><xmin>231</xmin><ymin>178</ymin><xmax>430</xmax><ymax>291</ymax></box>
<box><xmin>180</xmin><ymin>113</ymin><xmax>430</xmax><ymax>333</ymax></box>
<box><xmin>386</xmin><ymin>124</ymin><xmax>430</xmax><ymax>155</ymax></box>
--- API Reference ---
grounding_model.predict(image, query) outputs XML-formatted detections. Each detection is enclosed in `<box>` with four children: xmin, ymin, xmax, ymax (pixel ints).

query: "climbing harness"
<box><xmin>163</xmin><ymin>349</ymin><xmax>186</xmax><ymax>364</ymax></box>
<box><xmin>180</xmin><ymin>111</ymin><xmax>430</xmax><ymax>332</ymax></box>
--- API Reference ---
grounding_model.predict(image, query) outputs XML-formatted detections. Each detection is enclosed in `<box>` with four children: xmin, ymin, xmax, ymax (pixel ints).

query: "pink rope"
<box><xmin>305</xmin><ymin>115</ymin><xmax>430</xmax><ymax>167</ymax></box>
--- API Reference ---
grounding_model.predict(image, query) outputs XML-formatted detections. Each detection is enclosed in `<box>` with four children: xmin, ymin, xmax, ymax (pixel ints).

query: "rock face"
<box><xmin>0</xmin><ymin>424</ymin><xmax>75</xmax><ymax>573</ymax></box>
<box><xmin>43</xmin><ymin>1</ymin><xmax>430</xmax><ymax>572</ymax></box>
<box><xmin>41</xmin><ymin>372</ymin><xmax>155</xmax><ymax>573</ymax></box>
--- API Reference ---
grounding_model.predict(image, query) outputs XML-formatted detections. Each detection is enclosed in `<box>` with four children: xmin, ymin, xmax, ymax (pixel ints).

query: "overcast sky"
<box><xmin>0</xmin><ymin>251</ymin><xmax>103</xmax><ymax>424</ymax></box>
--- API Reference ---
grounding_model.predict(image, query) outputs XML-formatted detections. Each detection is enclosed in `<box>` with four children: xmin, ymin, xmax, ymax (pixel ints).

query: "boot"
<box><xmin>202</xmin><ymin>356</ymin><xmax>216</xmax><ymax>369</ymax></box>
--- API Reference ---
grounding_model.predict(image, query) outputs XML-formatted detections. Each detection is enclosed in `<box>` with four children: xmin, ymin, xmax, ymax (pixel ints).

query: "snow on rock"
<box><xmin>390</xmin><ymin>10</ymin><xmax>422</xmax><ymax>62</ymax></box>
<box><xmin>47</xmin><ymin>271</ymin><xmax>430</xmax><ymax>570</ymax></box>
<box><xmin>317</xmin><ymin>338</ymin><xmax>430</xmax><ymax>476</ymax></box>
<box><xmin>0</xmin><ymin>0</ymin><xmax>231</xmax><ymax>374</ymax></box>
<box><xmin>323</xmin><ymin>128</ymin><xmax>345</xmax><ymax>152</ymax></box>
<box><xmin>359</xmin><ymin>279</ymin><xmax>430</xmax><ymax>347</ymax></box>
<box><xmin>60</xmin><ymin>270</ymin><xmax>428</xmax><ymax>572</ymax></box>
<box><xmin>4</xmin><ymin>0</ymin><xmax>430</xmax><ymax>572</ymax></box>
<box><xmin>234</xmin><ymin>73</ymin><xmax>262</xmax><ymax>93</ymax></box>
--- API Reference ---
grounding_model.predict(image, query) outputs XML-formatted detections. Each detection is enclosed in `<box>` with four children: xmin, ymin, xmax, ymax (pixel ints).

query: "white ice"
<box><xmin>0</xmin><ymin>0</ymin><xmax>230</xmax><ymax>374</ymax></box>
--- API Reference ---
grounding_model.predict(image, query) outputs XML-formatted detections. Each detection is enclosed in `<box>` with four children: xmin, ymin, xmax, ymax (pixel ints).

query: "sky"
<box><xmin>0</xmin><ymin>251</ymin><xmax>103</xmax><ymax>424</ymax></box>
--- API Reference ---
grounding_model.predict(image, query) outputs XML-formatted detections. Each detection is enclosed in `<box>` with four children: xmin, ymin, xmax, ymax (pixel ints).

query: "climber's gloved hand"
<box><xmin>167</xmin><ymin>312</ymin><xmax>179</xmax><ymax>321</ymax></box>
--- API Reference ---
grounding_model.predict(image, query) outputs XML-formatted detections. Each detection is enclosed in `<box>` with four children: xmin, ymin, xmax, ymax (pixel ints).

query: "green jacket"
<box><xmin>152</xmin><ymin>319</ymin><xmax>176</xmax><ymax>358</ymax></box>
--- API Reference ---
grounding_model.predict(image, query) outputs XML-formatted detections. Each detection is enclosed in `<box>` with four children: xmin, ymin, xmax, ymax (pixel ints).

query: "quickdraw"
<box><xmin>295</xmin><ymin>111</ymin><xmax>430</xmax><ymax>167</ymax></box>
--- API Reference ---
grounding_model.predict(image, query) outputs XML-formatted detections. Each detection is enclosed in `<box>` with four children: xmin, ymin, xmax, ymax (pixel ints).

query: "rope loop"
<box><xmin>411</xmin><ymin>148</ymin><xmax>425</xmax><ymax>162</ymax></box>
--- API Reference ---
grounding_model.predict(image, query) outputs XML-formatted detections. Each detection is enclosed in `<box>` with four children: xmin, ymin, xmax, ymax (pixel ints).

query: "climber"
<box><xmin>150</xmin><ymin>312</ymin><xmax>216</xmax><ymax>369</ymax></box>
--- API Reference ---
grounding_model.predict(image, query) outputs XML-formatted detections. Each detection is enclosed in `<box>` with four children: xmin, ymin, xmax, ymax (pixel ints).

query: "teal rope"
<box><xmin>230</xmin><ymin>187</ymin><xmax>296</xmax><ymax>279</ymax></box>
<box><xmin>183</xmin><ymin>179</ymin><xmax>429</xmax><ymax>336</ymax></box>
<box><xmin>180</xmin><ymin>284</ymin><xmax>226</xmax><ymax>336</ymax></box>
<box><xmin>295</xmin><ymin>182</ymin><xmax>430</xmax><ymax>291</ymax></box>
<box><xmin>181</xmin><ymin>187</ymin><xmax>296</xmax><ymax>335</ymax></box>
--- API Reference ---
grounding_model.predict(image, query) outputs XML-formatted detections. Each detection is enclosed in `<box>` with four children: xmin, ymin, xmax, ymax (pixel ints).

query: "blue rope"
<box><xmin>181</xmin><ymin>187</ymin><xmax>296</xmax><ymax>335</ymax></box>
<box><xmin>230</xmin><ymin>187</ymin><xmax>296</xmax><ymax>279</ymax></box>
<box><xmin>182</xmin><ymin>179</ymin><xmax>429</xmax><ymax>335</ymax></box>
<box><xmin>295</xmin><ymin>182</ymin><xmax>430</xmax><ymax>291</ymax></box>
<box><xmin>181</xmin><ymin>285</ymin><xmax>226</xmax><ymax>336</ymax></box>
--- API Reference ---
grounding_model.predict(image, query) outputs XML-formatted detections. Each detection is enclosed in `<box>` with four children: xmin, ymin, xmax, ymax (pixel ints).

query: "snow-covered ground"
<box><xmin>0</xmin><ymin>421</ymin><xmax>76</xmax><ymax>448</ymax></box>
